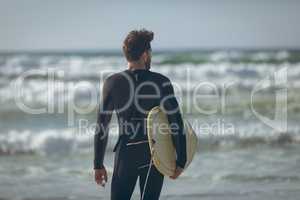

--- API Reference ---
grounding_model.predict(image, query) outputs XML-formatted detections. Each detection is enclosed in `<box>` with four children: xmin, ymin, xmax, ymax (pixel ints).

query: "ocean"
<box><xmin>0</xmin><ymin>50</ymin><xmax>300</xmax><ymax>200</ymax></box>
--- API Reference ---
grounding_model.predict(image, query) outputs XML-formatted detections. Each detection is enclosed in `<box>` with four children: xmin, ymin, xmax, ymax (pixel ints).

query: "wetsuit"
<box><xmin>94</xmin><ymin>68</ymin><xmax>187</xmax><ymax>200</ymax></box>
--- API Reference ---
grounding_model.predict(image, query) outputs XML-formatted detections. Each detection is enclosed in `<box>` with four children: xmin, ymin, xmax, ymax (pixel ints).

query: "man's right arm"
<box><xmin>94</xmin><ymin>78</ymin><xmax>114</xmax><ymax>170</ymax></box>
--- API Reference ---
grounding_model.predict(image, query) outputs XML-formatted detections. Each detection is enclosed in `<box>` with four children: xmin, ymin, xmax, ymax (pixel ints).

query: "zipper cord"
<box><xmin>141</xmin><ymin>158</ymin><xmax>153</xmax><ymax>200</ymax></box>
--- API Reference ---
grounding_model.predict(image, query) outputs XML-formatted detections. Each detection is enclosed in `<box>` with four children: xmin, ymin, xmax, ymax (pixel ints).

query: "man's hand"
<box><xmin>170</xmin><ymin>166</ymin><xmax>183</xmax><ymax>179</ymax></box>
<box><xmin>94</xmin><ymin>167</ymin><xmax>108</xmax><ymax>187</ymax></box>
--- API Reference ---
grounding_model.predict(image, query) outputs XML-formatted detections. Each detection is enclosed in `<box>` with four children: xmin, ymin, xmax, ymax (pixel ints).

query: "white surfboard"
<box><xmin>146</xmin><ymin>106</ymin><xmax>198</xmax><ymax>177</ymax></box>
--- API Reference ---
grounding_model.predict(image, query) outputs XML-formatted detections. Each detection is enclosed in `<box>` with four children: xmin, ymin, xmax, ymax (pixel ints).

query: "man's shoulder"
<box><xmin>105</xmin><ymin>70</ymin><xmax>128</xmax><ymax>81</ymax></box>
<box><xmin>102</xmin><ymin>71</ymin><xmax>127</xmax><ymax>90</ymax></box>
<box><xmin>149</xmin><ymin>70</ymin><xmax>171</xmax><ymax>82</ymax></box>
<box><xmin>105</xmin><ymin>69</ymin><xmax>171</xmax><ymax>83</ymax></box>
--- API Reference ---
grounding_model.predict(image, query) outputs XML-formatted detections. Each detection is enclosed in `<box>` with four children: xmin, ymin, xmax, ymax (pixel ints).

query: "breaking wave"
<box><xmin>0</xmin><ymin>129</ymin><xmax>299</xmax><ymax>156</ymax></box>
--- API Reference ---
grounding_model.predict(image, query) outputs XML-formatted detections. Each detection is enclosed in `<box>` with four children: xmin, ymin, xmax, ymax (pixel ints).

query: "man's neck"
<box><xmin>128</xmin><ymin>61</ymin><xmax>146</xmax><ymax>71</ymax></box>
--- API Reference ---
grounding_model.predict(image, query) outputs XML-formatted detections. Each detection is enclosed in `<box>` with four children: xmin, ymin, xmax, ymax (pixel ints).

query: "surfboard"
<box><xmin>146</xmin><ymin>106</ymin><xmax>198</xmax><ymax>177</ymax></box>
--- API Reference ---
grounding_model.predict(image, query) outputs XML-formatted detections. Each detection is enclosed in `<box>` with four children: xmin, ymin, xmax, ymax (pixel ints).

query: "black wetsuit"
<box><xmin>94</xmin><ymin>68</ymin><xmax>187</xmax><ymax>200</ymax></box>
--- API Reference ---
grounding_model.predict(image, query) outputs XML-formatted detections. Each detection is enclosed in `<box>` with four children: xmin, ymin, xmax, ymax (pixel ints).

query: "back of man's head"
<box><xmin>123</xmin><ymin>29</ymin><xmax>154</xmax><ymax>62</ymax></box>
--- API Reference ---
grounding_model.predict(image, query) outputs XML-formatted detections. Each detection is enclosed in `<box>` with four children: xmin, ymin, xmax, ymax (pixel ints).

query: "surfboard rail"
<box><xmin>146</xmin><ymin>106</ymin><xmax>198</xmax><ymax>177</ymax></box>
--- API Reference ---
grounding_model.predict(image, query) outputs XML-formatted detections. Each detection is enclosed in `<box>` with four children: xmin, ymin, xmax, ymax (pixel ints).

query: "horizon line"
<box><xmin>1</xmin><ymin>46</ymin><xmax>300</xmax><ymax>54</ymax></box>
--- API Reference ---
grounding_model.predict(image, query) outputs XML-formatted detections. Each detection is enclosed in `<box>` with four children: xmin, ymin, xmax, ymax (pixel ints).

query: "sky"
<box><xmin>1</xmin><ymin>0</ymin><xmax>300</xmax><ymax>51</ymax></box>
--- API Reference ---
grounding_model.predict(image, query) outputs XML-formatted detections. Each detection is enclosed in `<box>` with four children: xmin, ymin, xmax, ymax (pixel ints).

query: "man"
<box><xmin>94</xmin><ymin>29</ymin><xmax>186</xmax><ymax>200</ymax></box>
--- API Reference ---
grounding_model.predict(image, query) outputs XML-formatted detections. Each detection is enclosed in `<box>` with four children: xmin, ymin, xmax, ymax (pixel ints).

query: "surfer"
<box><xmin>94</xmin><ymin>29</ymin><xmax>187</xmax><ymax>200</ymax></box>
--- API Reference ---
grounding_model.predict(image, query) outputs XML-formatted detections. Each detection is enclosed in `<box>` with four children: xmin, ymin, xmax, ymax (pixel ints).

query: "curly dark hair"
<box><xmin>122</xmin><ymin>29</ymin><xmax>154</xmax><ymax>62</ymax></box>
